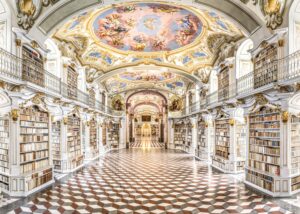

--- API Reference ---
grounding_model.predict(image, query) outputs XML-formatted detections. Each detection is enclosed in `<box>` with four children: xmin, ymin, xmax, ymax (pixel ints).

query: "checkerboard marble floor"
<box><xmin>4</xmin><ymin>148</ymin><xmax>294</xmax><ymax>214</ymax></box>
<box><xmin>131</xmin><ymin>137</ymin><xmax>164</xmax><ymax>148</ymax></box>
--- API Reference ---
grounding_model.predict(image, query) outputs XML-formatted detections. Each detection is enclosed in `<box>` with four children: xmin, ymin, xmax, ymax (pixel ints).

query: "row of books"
<box><xmin>250</xmin><ymin>131</ymin><xmax>279</xmax><ymax>138</ymax></box>
<box><xmin>20</xmin><ymin>121</ymin><xmax>48</xmax><ymax>127</ymax></box>
<box><xmin>20</xmin><ymin>128</ymin><xmax>48</xmax><ymax>134</ymax></box>
<box><xmin>28</xmin><ymin>169</ymin><xmax>52</xmax><ymax>191</ymax></box>
<box><xmin>20</xmin><ymin>135</ymin><xmax>48</xmax><ymax>144</ymax></box>
<box><xmin>21</xmin><ymin>158</ymin><xmax>49</xmax><ymax>174</ymax></box>
<box><xmin>249</xmin><ymin>122</ymin><xmax>280</xmax><ymax>129</ymax></box>
<box><xmin>249</xmin><ymin>145</ymin><xmax>280</xmax><ymax>155</ymax></box>
<box><xmin>20</xmin><ymin>115</ymin><xmax>48</xmax><ymax>122</ymax></box>
<box><xmin>246</xmin><ymin>170</ymin><xmax>274</xmax><ymax>192</ymax></box>
<box><xmin>249</xmin><ymin>138</ymin><xmax>280</xmax><ymax>147</ymax></box>
<box><xmin>249</xmin><ymin>114</ymin><xmax>279</xmax><ymax>122</ymax></box>
<box><xmin>20</xmin><ymin>142</ymin><xmax>48</xmax><ymax>153</ymax></box>
<box><xmin>249</xmin><ymin>153</ymin><xmax>280</xmax><ymax>165</ymax></box>
<box><xmin>20</xmin><ymin>150</ymin><xmax>48</xmax><ymax>163</ymax></box>
<box><xmin>248</xmin><ymin>160</ymin><xmax>280</xmax><ymax>175</ymax></box>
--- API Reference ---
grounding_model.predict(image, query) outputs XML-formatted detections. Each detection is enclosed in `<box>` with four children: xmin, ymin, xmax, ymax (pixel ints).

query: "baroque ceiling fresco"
<box><xmin>128</xmin><ymin>92</ymin><xmax>165</xmax><ymax>113</ymax></box>
<box><xmin>103</xmin><ymin>68</ymin><xmax>190</xmax><ymax>95</ymax></box>
<box><xmin>53</xmin><ymin>2</ymin><xmax>244</xmax><ymax>75</ymax></box>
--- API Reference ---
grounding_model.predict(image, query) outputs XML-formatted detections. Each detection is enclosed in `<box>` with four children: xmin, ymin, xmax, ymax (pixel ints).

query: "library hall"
<box><xmin>1</xmin><ymin>0</ymin><xmax>300</xmax><ymax>213</ymax></box>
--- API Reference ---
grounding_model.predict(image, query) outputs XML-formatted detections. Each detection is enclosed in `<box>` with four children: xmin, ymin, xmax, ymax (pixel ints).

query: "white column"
<box><xmin>190</xmin><ymin>117</ymin><xmax>198</xmax><ymax>155</ymax></box>
<box><xmin>206</xmin><ymin>118</ymin><xmax>214</xmax><ymax>164</ymax></box>
<box><xmin>61</xmin><ymin>117</ymin><xmax>68</xmax><ymax>172</ymax></box>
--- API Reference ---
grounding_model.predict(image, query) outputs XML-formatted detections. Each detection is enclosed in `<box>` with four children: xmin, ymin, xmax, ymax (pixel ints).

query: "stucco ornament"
<box><xmin>240</xmin><ymin>0</ymin><xmax>285</xmax><ymax>30</ymax></box>
<box><xmin>260</xmin><ymin>0</ymin><xmax>286</xmax><ymax>30</ymax></box>
<box><xmin>111</xmin><ymin>95</ymin><xmax>125</xmax><ymax>111</ymax></box>
<box><xmin>17</xmin><ymin>0</ymin><xmax>59</xmax><ymax>30</ymax></box>
<box><xmin>169</xmin><ymin>96</ymin><xmax>183</xmax><ymax>112</ymax></box>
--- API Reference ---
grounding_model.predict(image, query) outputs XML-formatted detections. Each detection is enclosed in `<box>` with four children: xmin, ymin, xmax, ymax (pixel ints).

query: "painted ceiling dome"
<box><xmin>90</xmin><ymin>3</ymin><xmax>204</xmax><ymax>53</ymax></box>
<box><xmin>54</xmin><ymin>1</ymin><xmax>244</xmax><ymax>75</ymax></box>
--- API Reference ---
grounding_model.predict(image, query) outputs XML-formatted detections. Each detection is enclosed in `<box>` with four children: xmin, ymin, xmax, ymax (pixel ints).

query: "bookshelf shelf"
<box><xmin>22</xmin><ymin>46</ymin><xmax>45</xmax><ymax>87</ymax></box>
<box><xmin>67</xmin><ymin>114</ymin><xmax>83</xmax><ymax>170</ymax></box>
<box><xmin>52</xmin><ymin>121</ymin><xmax>61</xmax><ymax>172</ymax></box>
<box><xmin>212</xmin><ymin>115</ymin><xmax>246</xmax><ymax>174</ymax></box>
<box><xmin>196</xmin><ymin>119</ymin><xmax>207</xmax><ymax>160</ymax></box>
<box><xmin>89</xmin><ymin>119</ymin><xmax>99</xmax><ymax>158</ymax></box>
<box><xmin>108</xmin><ymin>123</ymin><xmax>119</xmax><ymax>149</ymax></box>
<box><xmin>67</xmin><ymin>66</ymin><xmax>78</xmax><ymax>100</ymax></box>
<box><xmin>218</xmin><ymin>66</ymin><xmax>230</xmax><ymax>100</ymax></box>
<box><xmin>19</xmin><ymin>106</ymin><xmax>53</xmax><ymax>194</ymax></box>
<box><xmin>253</xmin><ymin>44</ymin><xmax>278</xmax><ymax>89</ymax></box>
<box><xmin>247</xmin><ymin>108</ymin><xmax>281</xmax><ymax>193</ymax></box>
<box><xmin>174</xmin><ymin>123</ymin><xmax>186</xmax><ymax>151</ymax></box>
<box><xmin>0</xmin><ymin>117</ymin><xmax>9</xmax><ymax>191</ymax></box>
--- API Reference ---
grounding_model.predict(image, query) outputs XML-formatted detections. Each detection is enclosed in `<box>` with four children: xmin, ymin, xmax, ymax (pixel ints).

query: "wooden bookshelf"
<box><xmin>236</xmin><ymin>122</ymin><xmax>246</xmax><ymax>171</ymax></box>
<box><xmin>253</xmin><ymin>44</ymin><xmax>278</xmax><ymax>89</ymax></box>
<box><xmin>174</xmin><ymin>123</ymin><xmax>186</xmax><ymax>149</ymax></box>
<box><xmin>290</xmin><ymin>116</ymin><xmax>300</xmax><ymax>192</ymax></box>
<box><xmin>108</xmin><ymin>123</ymin><xmax>119</xmax><ymax>149</ymax></box>
<box><xmin>196</xmin><ymin>119</ymin><xmax>207</xmax><ymax>160</ymax></box>
<box><xmin>0</xmin><ymin>117</ymin><xmax>9</xmax><ymax>191</ymax></box>
<box><xmin>89</xmin><ymin>119</ymin><xmax>98</xmax><ymax>158</ymax></box>
<box><xmin>218</xmin><ymin>65</ymin><xmax>230</xmax><ymax>100</ymax></box>
<box><xmin>52</xmin><ymin>121</ymin><xmax>61</xmax><ymax>171</ymax></box>
<box><xmin>19</xmin><ymin>106</ymin><xmax>52</xmax><ymax>191</ymax></box>
<box><xmin>214</xmin><ymin>118</ymin><xmax>230</xmax><ymax>160</ymax></box>
<box><xmin>67</xmin><ymin>114</ymin><xmax>83</xmax><ymax>170</ymax></box>
<box><xmin>246</xmin><ymin>107</ymin><xmax>280</xmax><ymax>192</ymax></box>
<box><xmin>89</xmin><ymin>89</ymin><xmax>96</xmax><ymax>107</ymax></box>
<box><xmin>22</xmin><ymin>46</ymin><xmax>45</xmax><ymax>87</ymax></box>
<box><xmin>67</xmin><ymin>66</ymin><xmax>78</xmax><ymax>100</ymax></box>
<box><xmin>102</xmin><ymin>124</ymin><xmax>107</xmax><ymax>146</ymax></box>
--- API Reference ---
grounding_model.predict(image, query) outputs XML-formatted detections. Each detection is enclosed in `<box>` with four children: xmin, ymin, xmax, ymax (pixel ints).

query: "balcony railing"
<box><xmin>206</xmin><ymin>91</ymin><xmax>218</xmax><ymax>106</ymax></box>
<box><xmin>278</xmin><ymin>50</ymin><xmax>300</xmax><ymax>83</ymax></box>
<box><xmin>0</xmin><ymin>48</ymin><xmax>123</xmax><ymax>117</ymax></box>
<box><xmin>237</xmin><ymin>72</ymin><xmax>254</xmax><ymax>95</ymax></box>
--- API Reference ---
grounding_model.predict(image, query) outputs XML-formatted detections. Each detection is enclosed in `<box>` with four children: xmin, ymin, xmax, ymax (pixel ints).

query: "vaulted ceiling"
<box><xmin>53</xmin><ymin>2</ymin><xmax>244</xmax><ymax>75</ymax></box>
<box><xmin>51</xmin><ymin>1</ymin><xmax>246</xmax><ymax>96</ymax></box>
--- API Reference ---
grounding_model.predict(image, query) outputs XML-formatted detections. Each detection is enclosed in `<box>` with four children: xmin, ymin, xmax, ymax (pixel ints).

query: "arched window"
<box><xmin>209</xmin><ymin>69</ymin><xmax>218</xmax><ymax>94</ymax></box>
<box><xmin>45</xmin><ymin>39</ymin><xmax>62</xmax><ymax>78</ymax></box>
<box><xmin>289</xmin><ymin>0</ymin><xmax>300</xmax><ymax>54</ymax></box>
<box><xmin>0</xmin><ymin>0</ymin><xmax>12</xmax><ymax>51</ymax></box>
<box><xmin>236</xmin><ymin>39</ymin><xmax>253</xmax><ymax>79</ymax></box>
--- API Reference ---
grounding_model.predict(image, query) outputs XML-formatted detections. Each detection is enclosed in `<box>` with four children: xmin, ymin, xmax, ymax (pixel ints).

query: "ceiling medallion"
<box><xmin>88</xmin><ymin>2</ymin><xmax>206</xmax><ymax>56</ymax></box>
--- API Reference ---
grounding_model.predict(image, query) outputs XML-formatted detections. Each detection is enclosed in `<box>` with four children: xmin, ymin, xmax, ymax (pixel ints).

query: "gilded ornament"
<box><xmin>63</xmin><ymin>117</ymin><xmax>68</xmax><ymax>125</ymax></box>
<box><xmin>17</xmin><ymin>0</ymin><xmax>60</xmax><ymax>30</ymax></box>
<box><xmin>11</xmin><ymin>109</ymin><xmax>19</xmax><ymax>121</ymax></box>
<box><xmin>16</xmin><ymin>39</ymin><xmax>22</xmax><ymax>47</ymax></box>
<box><xmin>278</xmin><ymin>39</ymin><xmax>284</xmax><ymax>47</ymax></box>
<box><xmin>169</xmin><ymin>96</ymin><xmax>183</xmax><ymax>112</ymax></box>
<box><xmin>282</xmin><ymin>111</ymin><xmax>289</xmax><ymax>123</ymax></box>
<box><xmin>229</xmin><ymin>119</ymin><xmax>235</xmax><ymax>126</ymax></box>
<box><xmin>31</xmin><ymin>40</ymin><xmax>39</xmax><ymax>49</ymax></box>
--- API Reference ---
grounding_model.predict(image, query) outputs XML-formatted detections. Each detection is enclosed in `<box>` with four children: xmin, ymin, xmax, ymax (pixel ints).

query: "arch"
<box><xmin>289</xmin><ymin>0</ymin><xmax>300</xmax><ymax>54</ymax></box>
<box><xmin>133</xmin><ymin>102</ymin><xmax>161</xmax><ymax>113</ymax></box>
<box><xmin>235</xmin><ymin>39</ymin><xmax>254</xmax><ymax>79</ymax></box>
<box><xmin>98</xmin><ymin>64</ymin><xmax>202</xmax><ymax>86</ymax></box>
<box><xmin>126</xmin><ymin>90</ymin><xmax>168</xmax><ymax>104</ymax></box>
